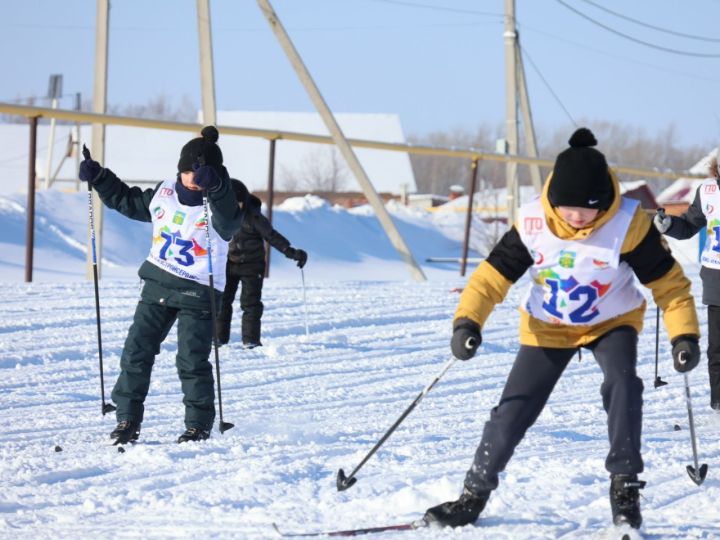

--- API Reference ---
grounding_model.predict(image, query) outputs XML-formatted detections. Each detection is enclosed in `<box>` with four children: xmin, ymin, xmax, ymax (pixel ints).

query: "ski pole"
<box><xmin>202</xmin><ymin>192</ymin><xmax>234</xmax><ymax>434</ymax></box>
<box><xmin>300</xmin><ymin>267</ymin><xmax>310</xmax><ymax>337</ymax></box>
<box><xmin>654</xmin><ymin>305</ymin><xmax>668</xmax><ymax>388</ymax></box>
<box><xmin>678</xmin><ymin>352</ymin><xmax>708</xmax><ymax>485</ymax></box>
<box><xmin>83</xmin><ymin>145</ymin><xmax>115</xmax><ymax>416</ymax></box>
<box><xmin>336</xmin><ymin>339</ymin><xmax>474</xmax><ymax>491</ymax></box>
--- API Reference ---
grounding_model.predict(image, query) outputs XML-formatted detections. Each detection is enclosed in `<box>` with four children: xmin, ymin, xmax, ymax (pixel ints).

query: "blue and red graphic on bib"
<box><xmin>705</xmin><ymin>218</ymin><xmax>720</xmax><ymax>253</ymax></box>
<box><xmin>536</xmin><ymin>269</ymin><xmax>611</xmax><ymax>324</ymax></box>
<box><xmin>153</xmin><ymin>226</ymin><xmax>207</xmax><ymax>267</ymax></box>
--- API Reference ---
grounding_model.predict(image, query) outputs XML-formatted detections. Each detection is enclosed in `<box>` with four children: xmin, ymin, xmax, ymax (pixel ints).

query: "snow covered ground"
<box><xmin>1</xmin><ymin>190</ymin><xmax>719</xmax><ymax>538</ymax></box>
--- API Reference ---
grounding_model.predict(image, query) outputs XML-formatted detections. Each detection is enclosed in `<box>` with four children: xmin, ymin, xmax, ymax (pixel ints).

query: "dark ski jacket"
<box><xmin>227</xmin><ymin>186</ymin><xmax>291</xmax><ymax>266</ymax></box>
<box><xmin>91</xmin><ymin>168</ymin><xmax>246</xmax><ymax>307</ymax></box>
<box><xmin>663</xmin><ymin>177</ymin><xmax>720</xmax><ymax>306</ymax></box>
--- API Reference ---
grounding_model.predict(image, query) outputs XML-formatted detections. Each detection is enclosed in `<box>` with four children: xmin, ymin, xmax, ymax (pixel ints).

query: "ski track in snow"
<box><xmin>1</xmin><ymin>275</ymin><xmax>719</xmax><ymax>539</ymax></box>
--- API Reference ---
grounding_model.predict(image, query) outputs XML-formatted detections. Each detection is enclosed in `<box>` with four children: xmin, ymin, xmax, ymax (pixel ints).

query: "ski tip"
<box><xmin>673</xmin><ymin>424</ymin><xmax>682</xmax><ymax>431</ymax></box>
<box><xmin>117</xmin><ymin>446</ymin><xmax>126</xmax><ymax>453</ymax></box>
<box><xmin>54</xmin><ymin>445</ymin><xmax>63</xmax><ymax>452</ymax></box>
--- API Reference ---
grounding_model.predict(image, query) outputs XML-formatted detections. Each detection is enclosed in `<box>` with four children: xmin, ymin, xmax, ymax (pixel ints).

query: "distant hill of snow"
<box><xmin>0</xmin><ymin>190</ymin><xmax>488</xmax><ymax>283</ymax></box>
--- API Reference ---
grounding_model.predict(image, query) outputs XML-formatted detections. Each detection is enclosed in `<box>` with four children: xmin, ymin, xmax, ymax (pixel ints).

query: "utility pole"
<box><xmin>44</xmin><ymin>74</ymin><xmax>62</xmax><ymax>190</ymax></box>
<box><xmin>197</xmin><ymin>0</ymin><xmax>217</xmax><ymax>126</ymax></box>
<box><xmin>503</xmin><ymin>0</ymin><xmax>519</xmax><ymax>227</ymax></box>
<box><xmin>87</xmin><ymin>0</ymin><xmax>109</xmax><ymax>280</ymax></box>
<box><xmin>256</xmin><ymin>0</ymin><xmax>426</xmax><ymax>282</ymax></box>
<box><xmin>515</xmin><ymin>43</ymin><xmax>542</xmax><ymax>192</ymax></box>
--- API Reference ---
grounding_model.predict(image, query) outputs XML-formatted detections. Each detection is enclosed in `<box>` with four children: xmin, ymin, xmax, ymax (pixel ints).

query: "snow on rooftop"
<box><xmin>0</xmin><ymin>111</ymin><xmax>416</xmax><ymax>195</ymax></box>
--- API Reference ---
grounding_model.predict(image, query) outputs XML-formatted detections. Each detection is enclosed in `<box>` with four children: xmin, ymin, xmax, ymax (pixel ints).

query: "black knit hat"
<box><xmin>177</xmin><ymin>125</ymin><xmax>223</xmax><ymax>173</ymax></box>
<box><xmin>548</xmin><ymin>127</ymin><xmax>614</xmax><ymax>210</ymax></box>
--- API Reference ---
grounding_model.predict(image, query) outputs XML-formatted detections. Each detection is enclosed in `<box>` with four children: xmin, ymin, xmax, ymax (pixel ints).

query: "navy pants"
<box><xmin>707</xmin><ymin>306</ymin><xmax>720</xmax><ymax>405</ymax></box>
<box><xmin>464</xmin><ymin>326</ymin><xmax>644</xmax><ymax>494</ymax></box>
<box><xmin>111</xmin><ymin>284</ymin><xmax>216</xmax><ymax>430</ymax></box>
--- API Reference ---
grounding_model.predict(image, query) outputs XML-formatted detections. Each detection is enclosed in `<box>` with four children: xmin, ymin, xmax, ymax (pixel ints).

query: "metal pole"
<box><xmin>87</xmin><ymin>0</ymin><xmax>109</xmax><ymax>281</ymax></box>
<box><xmin>25</xmin><ymin>116</ymin><xmax>39</xmax><ymax>283</ymax></box>
<box><xmin>44</xmin><ymin>97</ymin><xmax>59</xmax><ymax>190</ymax></box>
<box><xmin>460</xmin><ymin>158</ymin><xmax>479</xmax><ymax>277</ymax></box>
<box><xmin>515</xmin><ymin>41</ymin><xmax>542</xmax><ymax>193</ymax></box>
<box><xmin>196</xmin><ymin>0</ymin><xmax>217</xmax><ymax>126</ymax></box>
<box><xmin>265</xmin><ymin>138</ymin><xmax>276</xmax><ymax>278</ymax></box>
<box><xmin>74</xmin><ymin>92</ymin><xmax>81</xmax><ymax>192</ymax></box>
<box><xmin>336</xmin><ymin>356</ymin><xmax>460</xmax><ymax>491</ymax></box>
<box><xmin>504</xmin><ymin>0</ymin><xmax>519</xmax><ymax>227</ymax></box>
<box><xmin>203</xmin><ymin>193</ymin><xmax>234</xmax><ymax>434</ymax></box>
<box><xmin>257</xmin><ymin>0</ymin><xmax>426</xmax><ymax>282</ymax></box>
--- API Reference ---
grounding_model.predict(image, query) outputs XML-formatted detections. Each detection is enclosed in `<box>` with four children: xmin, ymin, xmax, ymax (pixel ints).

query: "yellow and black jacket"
<box><xmin>455</xmin><ymin>171</ymin><xmax>699</xmax><ymax>348</ymax></box>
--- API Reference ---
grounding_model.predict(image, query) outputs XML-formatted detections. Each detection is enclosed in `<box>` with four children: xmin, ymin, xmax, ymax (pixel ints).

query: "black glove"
<box><xmin>451</xmin><ymin>319</ymin><xmax>481</xmax><ymax>360</ymax></box>
<box><xmin>672</xmin><ymin>335</ymin><xmax>700</xmax><ymax>373</ymax></box>
<box><xmin>192</xmin><ymin>162</ymin><xmax>220</xmax><ymax>191</ymax></box>
<box><xmin>285</xmin><ymin>247</ymin><xmax>308</xmax><ymax>268</ymax></box>
<box><xmin>79</xmin><ymin>144</ymin><xmax>103</xmax><ymax>184</ymax></box>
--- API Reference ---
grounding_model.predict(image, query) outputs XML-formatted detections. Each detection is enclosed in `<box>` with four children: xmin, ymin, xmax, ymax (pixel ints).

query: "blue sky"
<box><xmin>3</xmin><ymin>0</ymin><xmax>720</xmax><ymax>148</ymax></box>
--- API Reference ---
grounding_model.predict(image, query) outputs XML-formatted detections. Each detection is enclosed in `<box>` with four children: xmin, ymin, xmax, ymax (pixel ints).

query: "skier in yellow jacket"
<box><xmin>424</xmin><ymin>128</ymin><xmax>700</xmax><ymax>531</ymax></box>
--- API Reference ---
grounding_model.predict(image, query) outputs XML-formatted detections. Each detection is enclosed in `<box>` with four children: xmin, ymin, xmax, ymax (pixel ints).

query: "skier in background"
<box><xmin>79</xmin><ymin>126</ymin><xmax>247</xmax><ymax>444</ymax></box>
<box><xmin>217</xmin><ymin>181</ymin><xmax>308</xmax><ymax>348</ymax></box>
<box><xmin>654</xmin><ymin>154</ymin><xmax>720</xmax><ymax>411</ymax></box>
<box><xmin>424</xmin><ymin>128</ymin><xmax>700</xmax><ymax>530</ymax></box>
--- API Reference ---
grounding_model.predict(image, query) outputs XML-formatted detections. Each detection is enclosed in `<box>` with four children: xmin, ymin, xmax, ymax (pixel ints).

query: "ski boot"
<box><xmin>177</xmin><ymin>427</ymin><xmax>211</xmax><ymax>443</ymax></box>
<box><xmin>110</xmin><ymin>420</ymin><xmax>141</xmax><ymax>445</ymax></box>
<box><xmin>216</xmin><ymin>319</ymin><xmax>231</xmax><ymax>345</ymax></box>
<box><xmin>424</xmin><ymin>487</ymin><xmax>489</xmax><ymax>527</ymax></box>
<box><xmin>609</xmin><ymin>474</ymin><xmax>646</xmax><ymax>529</ymax></box>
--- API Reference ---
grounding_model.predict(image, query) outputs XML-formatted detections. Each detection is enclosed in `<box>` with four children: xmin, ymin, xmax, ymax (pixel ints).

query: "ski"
<box><xmin>272</xmin><ymin>519</ymin><xmax>428</xmax><ymax>537</ymax></box>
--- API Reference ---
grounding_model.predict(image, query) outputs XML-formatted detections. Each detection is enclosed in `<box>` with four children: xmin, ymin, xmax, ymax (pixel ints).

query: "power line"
<box><xmin>367</xmin><ymin>0</ymin><xmax>502</xmax><ymax>18</ymax></box>
<box><xmin>556</xmin><ymin>0</ymin><xmax>720</xmax><ymax>58</ymax></box>
<box><xmin>578</xmin><ymin>0</ymin><xmax>720</xmax><ymax>43</ymax></box>
<box><xmin>519</xmin><ymin>22</ymin><xmax>720</xmax><ymax>84</ymax></box>
<box><xmin>518</xmin><ymin>44</ymin><xmax>576</xmax><ymax>126</ymax></box>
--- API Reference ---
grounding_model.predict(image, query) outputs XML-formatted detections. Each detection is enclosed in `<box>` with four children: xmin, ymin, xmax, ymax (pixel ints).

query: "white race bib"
<box><xmin>145</xmin><ymin>180</ymin><xmax>229</xmax><ymax>291</ymax></box>
<box><xmin>518</xmin><ymin>197</ymin><xmax>644</xmax><ymax>325</ymax></box>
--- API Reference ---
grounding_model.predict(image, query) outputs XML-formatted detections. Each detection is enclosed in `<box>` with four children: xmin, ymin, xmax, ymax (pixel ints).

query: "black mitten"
<box><xmin>672</xmin><ymin>336</ymin><xmax>700</xmax><ymax>373</ymax></box>
<box><xmin>451</xmin><ymin>319</ymin><xmax>481</xmax><ymax>360</ymax></box>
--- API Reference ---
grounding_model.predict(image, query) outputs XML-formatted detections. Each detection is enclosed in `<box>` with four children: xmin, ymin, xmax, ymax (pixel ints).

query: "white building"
<box><xmin>0</xmin><ymin>111</ymin><xmax>416</xmax><ymax>195</ymax></box>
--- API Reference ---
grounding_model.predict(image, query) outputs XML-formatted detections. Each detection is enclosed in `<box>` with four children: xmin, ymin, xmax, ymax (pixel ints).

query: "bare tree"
<box><xmin>411</xmin><ymin>121</ymin><xmax>713</xmax><ymax>196</ymax></box>
<box><xmin>107</xmin><ymin>94</ymin><xmax>197</xmax><ymax>122</ymax></box>
<box><xmin>280</xmin><ymin>146</ymin><xmax>349</xmax><ymax>192</ymax></box>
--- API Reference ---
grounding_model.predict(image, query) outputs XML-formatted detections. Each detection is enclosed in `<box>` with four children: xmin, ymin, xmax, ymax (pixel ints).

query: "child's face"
<box><xmin>179</xmin><ymin>171</ymin><xmax>201</xmax><ymax>191</ymax></box>
<box><xmin>556</xmin><ymin>206</ymin><xmax>599</xmax><ymax>228</ymax></box>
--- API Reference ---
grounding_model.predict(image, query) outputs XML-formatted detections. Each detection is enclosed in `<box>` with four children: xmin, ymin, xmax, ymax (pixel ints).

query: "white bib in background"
<box><xmin>697</xmin><ymin>179</ymin><xmax>720</xmax><ymax>270</ymax></box>
<box><xmin>517</xmin><ymin>197</ymin><xmax>644</xmax><ymax>326</ymax></box>
<box><xmin>145</xmin><ymin>180</ymin><xmax>229</xmax><ymax>291</ymax></box>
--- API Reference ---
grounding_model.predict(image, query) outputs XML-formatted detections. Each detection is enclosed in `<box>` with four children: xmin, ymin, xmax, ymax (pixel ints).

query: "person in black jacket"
<box><xmin>217</xmin><ymin>181</ymin><xmax>308</xmax><ymax>348</ymax></box>
<box><xmin>654</xmin><ymin>155</ymin><xmax>720</xmax><ymax>410</ymax></box>
<box><xmin>78</xmin><ymin>126</ymin><xmax>247</xmax><ymax>445</ymax></box>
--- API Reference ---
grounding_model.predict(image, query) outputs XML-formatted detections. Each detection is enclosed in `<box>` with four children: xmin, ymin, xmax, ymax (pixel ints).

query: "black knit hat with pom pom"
<box><xmin>548</xmin><ymin>127</ymin><xmax>614</xmax><ymax>210</ymax></box>
<box><xmin>177</xmin><ymin>125</ymin><xmax>224</xmax><ymax>173</ymax></box>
